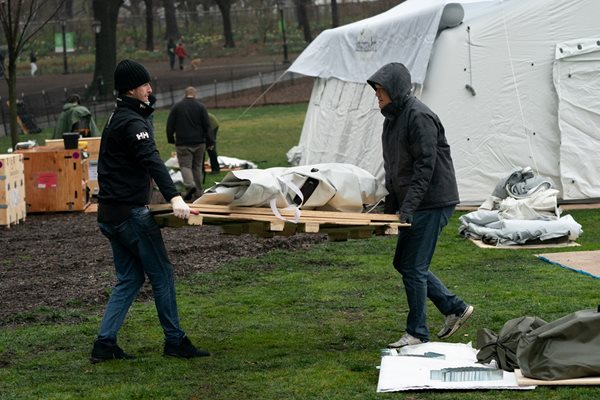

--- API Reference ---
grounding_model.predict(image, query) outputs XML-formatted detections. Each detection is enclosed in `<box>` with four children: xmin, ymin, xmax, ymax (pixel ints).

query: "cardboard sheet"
<box><xmin>536</xmin><ymin>250</ymin><xmax>600</xmax><ymax>279</ymax></box>
<box><xmin>376</xmin><ymin>342</ymin><xmax>535</xmax><ymax>392</ymax></box>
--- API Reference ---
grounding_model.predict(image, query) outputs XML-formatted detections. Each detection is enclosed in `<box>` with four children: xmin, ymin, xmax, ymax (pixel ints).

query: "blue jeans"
<box><xmin>393</xmin><ymin>206</ymin><xmax>466</xmax><ymax>341</ymax></box>
<box><xmin>97</xmin><ymin>206</ymin><xmax>185</xmax><ymax>344</ymax></box>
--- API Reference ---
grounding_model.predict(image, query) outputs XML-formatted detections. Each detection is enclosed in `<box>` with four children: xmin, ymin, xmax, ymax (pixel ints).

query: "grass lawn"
<box><xmin>1</xmin><ymin>104</ymin><xmax>600</xmax><ymax>399</ymax></box>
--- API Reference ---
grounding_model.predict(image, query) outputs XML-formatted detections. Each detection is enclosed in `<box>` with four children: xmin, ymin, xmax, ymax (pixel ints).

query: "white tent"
<box><xmin>287</xmin><ymin>0</ymin><xmax>600</xmax><ymax>204</ymax></box>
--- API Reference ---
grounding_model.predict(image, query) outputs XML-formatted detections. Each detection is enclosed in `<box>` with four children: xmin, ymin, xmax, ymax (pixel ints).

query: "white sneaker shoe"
<box><xmin>387</xmin><ymin>333</ymin><xmax>425</xmax><ymax>348</ymax></box>
<box><xmin>437</xmin><ymin>305</ymin><xmax>474</xmax><ymax>339</ymax></box>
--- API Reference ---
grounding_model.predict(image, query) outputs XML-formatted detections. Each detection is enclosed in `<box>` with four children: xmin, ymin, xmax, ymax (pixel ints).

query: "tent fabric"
<box><xmin>288</xmin><ymin>0</ymin><xmax>495</xmax><ymax>85</ymax></box>
<box><xmin>552</xmin><ymin>42</ymin><xmax>600</xmax><ymax>199</ymax></box>
<box><xmin>288</xmin><ymin>0</ymin><xmax>600</xmax><ymax>203</ymax></box>
<box><xmin>195</xmin><ymin>163</ymin><xmax>387</xmax><ymax>213</ymax></box>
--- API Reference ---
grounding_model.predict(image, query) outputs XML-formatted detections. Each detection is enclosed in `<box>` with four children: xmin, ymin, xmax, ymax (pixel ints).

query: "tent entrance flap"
<box><xmin>553</xmin><ymin>40</ymin><xmax>600</xmax><ymax>200</ymax></box>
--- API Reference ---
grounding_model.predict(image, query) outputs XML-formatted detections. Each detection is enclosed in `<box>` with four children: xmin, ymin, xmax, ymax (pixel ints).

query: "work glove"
<box><xmin>170</xmin><ymin>195</ymin><xmax>191</xmax><ymax>219</ymax></box>
<box><xmin>399</xmin><ymin>212</ymin><xmax>413</xmax><ymax>224</ymax></box>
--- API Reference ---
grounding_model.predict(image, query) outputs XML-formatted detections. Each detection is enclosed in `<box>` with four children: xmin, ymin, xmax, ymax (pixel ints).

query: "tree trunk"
<box><xmin>331</xmin><ymin>0</ymin><xmax>339</xmax><ymax>28</ymax></box>
<box><xmin>185</xmin><ymin>0</ymin><xmax>201</xmax><ymax>26</ymax></box>
<box><xmin>64</xmin><ymin>0</ymin><xmax>74</xmax><ymax>18</ymax></box>
<box><xmin>298</xmin><ymin>0</ymin><xmax>312</xmax><ymax>42</ymax></box>
<box><xmin>144</xmin><ymin>0</ymin><xmax>154</xmax><ymax>51</ymax></box>
<box><xmin>214</xmin><ymin>0</ymin><xmax>235</xmax><ymax>48</ymax></box>
<box><xmin>89</xmin><ymin>0</ymin><xmax>123</xmax><ymax>101</ymax></box>
<box><xmin>163</xmin><ymin>0</ymin><xmax>180</xmax><ymax>40</ymax></box>
<box><xmin>6</xmin><ymin>50</ymin><xmax>19</xmax><ymax>147</ymax></box>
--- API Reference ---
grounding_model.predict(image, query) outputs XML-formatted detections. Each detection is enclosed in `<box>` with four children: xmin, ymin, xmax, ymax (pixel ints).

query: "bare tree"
<box><xmin>331</xmin><ymin>0</ymin><xmax>338</xmax><ymax>28</ymax></box>
<box><xmin>294</xmin><ymin>0</ymin><xmax>312</xmax><ymax>42</ymax></box>
<box><xmin>213</xmin><ymin>0</ymin><xmax>235</xmax><ymax>48</ymax></box>
<box><xmin>88</xmin><ymin>0</ymin><xmax>123</xmax><ymax>100</ymax></box>
<box><xmin>183</xmin><ymin>0</ymin><xmax>201</xmax><ymax>26</ymax></box>
<box><xmin>143</xmin><ymin>0</ymin><xmax>154</xmax><ymax>51</ymax></box>
<box><xmin>0</xmin><ymin>0</ymin><xmax>66</xmax><ymax>148</ymax></box>
<box><xmin>163</xmin><ymin>0</ymin><xmax>180</xmax><ymax>40</ymax></box>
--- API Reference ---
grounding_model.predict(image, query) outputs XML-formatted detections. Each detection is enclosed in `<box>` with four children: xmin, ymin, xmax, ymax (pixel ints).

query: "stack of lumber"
<box><xmin>150</xmin><ymin>203</ymin><xmax>407</xmax><ymax>241</ymax></box>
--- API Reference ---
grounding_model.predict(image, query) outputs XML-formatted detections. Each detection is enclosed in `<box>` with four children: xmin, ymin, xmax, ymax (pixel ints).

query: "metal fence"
<box><xmin>0</xmin><ymin>62</ymin><xmax>300</xmax><ymax>136</ymax></box>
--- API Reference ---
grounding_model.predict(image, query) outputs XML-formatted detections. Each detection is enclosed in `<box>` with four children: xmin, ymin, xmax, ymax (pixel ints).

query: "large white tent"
<box><xmin>287</xmin><ymin>0</ymin><xmax>600</xmax><ymax>204</ymax></box>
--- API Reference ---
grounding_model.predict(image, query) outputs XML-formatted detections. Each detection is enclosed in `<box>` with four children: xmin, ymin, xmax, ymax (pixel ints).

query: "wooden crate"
<box><xmin>45</xmin><ymin>137</ymin><xmax>101</xmax><ymax>195</ymax></box>
<box><xmin>16</xmin><ymin>147</ymin><xmax>90</xmax><ymax>212</ymax></box>
<box><xmin>0</xmin><ymin>153</ymin><xmax>26</xmax><ymax>226</ymax></box>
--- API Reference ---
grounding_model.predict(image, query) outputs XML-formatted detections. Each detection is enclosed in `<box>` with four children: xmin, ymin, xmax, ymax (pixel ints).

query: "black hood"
<box><xmin>367</xmin><ymin>62</ymin><xmax>412</xmax><ymax>112</ymax></box>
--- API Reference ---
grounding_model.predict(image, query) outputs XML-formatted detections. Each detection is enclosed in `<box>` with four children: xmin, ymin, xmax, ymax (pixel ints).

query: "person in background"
<box><xmin>206</xmin><ymin>112</ymin><xmax>220</xmax><ymax>174</ymax></box>
<box><xmin>166</xmin><ymin>38</ymin><xmax>176</xmax><ymax>71</ymax></box>
<box><xmin>52</xmin><ymin>94</ymin><xmax>101</xmax><ymax>139</ymax></box>
<box><xmin>29</xmin><ymin>51</ymin><xmax>37</xmax><ymax>77</ymax></box>
<box><xmin>166</xmin><ymin>86</ymin><xmax>213</xmax><ymax>201</ymax></box>
<box><xmin>91</xmin><ymin>59</ymin><xmax>210</xmax><ymax>363</ymax></box>
<box><xmin>174</xmin><ymin>42</ymin><xmax>188</xmax><ymax>71</ymax></box>
<box><xmin>367</xmin><ymin>62</ymin><xmax>473</xmax><ymax>348</ymax></box>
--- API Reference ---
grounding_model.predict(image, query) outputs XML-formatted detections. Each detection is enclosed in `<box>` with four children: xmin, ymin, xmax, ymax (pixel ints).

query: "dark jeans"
<box><xmin>206</xmin><ymin>127</ymin><xmax>219</xmax><ymax>172</ymax></box>
<box><xmin>393</xmin><ymin>206</ymin><xmax>466</xmax><ymax>341</ymax></box>
<box><xmin>97</xmin><ymin>207</ymin><xmax>185</xmax><ymax>345</ymax></box>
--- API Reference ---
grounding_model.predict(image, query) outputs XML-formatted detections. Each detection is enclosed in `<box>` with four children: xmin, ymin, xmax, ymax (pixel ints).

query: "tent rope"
<box><xmin>237</xmin><ymin>70</ymin><xmax>290</xmax><ymax>120</ymax></box>
<box><xmin>500</xmin><ymin>1</ymin><xmax>539</xmax><ymax>173</ymax></box>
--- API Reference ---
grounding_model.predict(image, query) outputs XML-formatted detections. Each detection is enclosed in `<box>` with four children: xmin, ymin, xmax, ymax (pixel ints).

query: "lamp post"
<box><xmin>277</xmin><ymin>0</ymin><xmax>289</xmax><ymax>64</ymax></box>
<box><xmin>61</xmin><ymin>20</ymin><xmax>68</xmax><ymax>74</ymax></box>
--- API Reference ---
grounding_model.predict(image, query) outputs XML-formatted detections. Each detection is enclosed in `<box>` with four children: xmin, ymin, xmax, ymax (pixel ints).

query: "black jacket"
<box><xmin>367</xmin><ymin>63</ymin><xmax>459</xmax><ymax>215</ymax></box>
<box><xmin>97</xmin><ymin>96</ymin><xmax>179</xmax><ymax>221</ymax></box>
<box><xmin>166</xmin><ymin>97</ymin><xmax>213</xmax><ymax>146</ymax></box>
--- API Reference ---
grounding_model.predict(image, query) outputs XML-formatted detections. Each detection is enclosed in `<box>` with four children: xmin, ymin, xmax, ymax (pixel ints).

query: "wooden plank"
<box><xmin>514</xmin><ymin>369</ymin><xmax>600</xmax><ymax>386</ymax></box>
<box><xmin>149</xmin><ymin>204</ymin><xmax>408</xmax><ymax>239</ymax></box>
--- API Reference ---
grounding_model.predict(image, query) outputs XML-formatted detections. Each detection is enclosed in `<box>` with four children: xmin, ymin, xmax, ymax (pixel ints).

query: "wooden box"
<box><xmin>0</xmin><ymin>153</ymin><xmax>26</xmax><ymax>226</ymax></box>
<box><xmin>45</xmin><ymin>137</ymin><xmax>101</xmax><ymax>196</ymax></box>
<box><xmin>16</xmin><ymin>147</ymin><xmax>90</xmax><ymax>212</ymax></box>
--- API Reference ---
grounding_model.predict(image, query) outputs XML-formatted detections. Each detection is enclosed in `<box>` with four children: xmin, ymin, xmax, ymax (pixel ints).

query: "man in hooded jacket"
<box><xmin>367</xmin><ymin>62</ymin><xmax>473</xmax><ymax>348</ymax></box>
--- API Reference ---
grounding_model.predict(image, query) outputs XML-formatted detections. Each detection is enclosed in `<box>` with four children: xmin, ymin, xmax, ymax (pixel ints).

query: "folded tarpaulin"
<box><xmin>194</xmin><ymin>163</ymin><xmax>387</xmax><ymax>213</ymax></box>
<box><xmin>459</xmin><ymin>212</ymin><xmax>582</xmax><ymax>245</ymax></box>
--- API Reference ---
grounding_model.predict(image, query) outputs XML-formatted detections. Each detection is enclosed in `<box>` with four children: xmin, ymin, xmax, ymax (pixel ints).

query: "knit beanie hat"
<box><xmin>114</xmin><ymin>59</ymin><xmax>151</xmax><ymax>92</ymax></box>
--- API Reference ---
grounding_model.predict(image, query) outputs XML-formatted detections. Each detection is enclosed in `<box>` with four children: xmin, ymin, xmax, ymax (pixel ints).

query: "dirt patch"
<box><xmin>0</xmin><ymin>211</ymin><xmax>327</xmax><ymax>327</ymax></box>
<box><xmin>0</xmin><ymin>58</ymin><xmax>320</xmax><ymax>327</ymax></box>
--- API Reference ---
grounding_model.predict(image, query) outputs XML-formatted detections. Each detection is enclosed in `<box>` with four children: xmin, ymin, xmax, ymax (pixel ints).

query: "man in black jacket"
<box><xmin>166</xmin><ymin>86</ymin><xmax>213</xmax><ymax>200</ymax></box>
<box><xmin>367</xmin><ymin>62</ymin><xmax>473</xmax><ymax>348</ymax></box>
<box><xmin>92</xmin><ymin>59</ymin><xmax>210</xmax><ymax>362</ymax></box>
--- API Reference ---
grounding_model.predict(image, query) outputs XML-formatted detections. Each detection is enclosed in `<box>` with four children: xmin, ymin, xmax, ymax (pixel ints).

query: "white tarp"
<box><xmin>287</xmin><ymin>0</ymin><xmax>600</xmax><ymax>204</ymax></box>
<box><xmin>288</xmin><ymin>0</ymin><xmax>495</xmax><ymax>85</ymax></box>
<box><xmin>195</xmin><ymin>163</ymin><xmax>387</xmax><ymax>213</ymax></box>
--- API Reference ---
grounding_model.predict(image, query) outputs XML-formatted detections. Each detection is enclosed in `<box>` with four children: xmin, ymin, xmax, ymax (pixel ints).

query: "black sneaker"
<box><xmin>90</xmin><ymin>340</ymin><xmax>135</xmax><ymax>363</ymax></box>
<box><xmin>163</xmin><ymin>336</ymin><xmax>210</xmax><ymax>358</ymax></box>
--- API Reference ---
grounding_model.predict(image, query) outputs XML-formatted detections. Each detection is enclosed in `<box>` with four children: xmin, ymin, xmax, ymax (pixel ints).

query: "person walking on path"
<box><xmin>367</xmin><ymin>62</ymin><xmax>473</xmax><ymax>348</ymax></box>
<box><xmin>174</xmin><ymin>42</ymin><xmax>188</xmax><ymax>71</ymax></box>
<box><xmin>166</xmin><ymin>86</ymin><xmax>214</xmax><ymax>200</ymax></box>
<box><xmin>206</xmin><ymin>112</ymin><xmax>220</xmax><ymax>174</ymax></box>
<box><xmin>91</xmin><ymin>59</ymin><xmax>210</xmax><ymax>363</ymax></box>
<box><xmin>29</xmin><ymin>51</ymin><xmax>37</xmax><ymax>77</ymax></box>
<box><xmin>166</xmin><ymin>38</ymin><xmax>176</xmax><ymax>71</ymax></box>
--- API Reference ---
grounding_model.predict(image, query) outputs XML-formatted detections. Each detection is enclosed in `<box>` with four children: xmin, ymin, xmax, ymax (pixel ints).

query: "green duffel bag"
<box><xmin>517</xmin><ymin>308</ymin><xmax>600</xmax><ymax>380</ymax></box>
<box><xmin>476</xmin><ymin>316</ymin><xmax>547</xmax><ymax>371</ymax></box>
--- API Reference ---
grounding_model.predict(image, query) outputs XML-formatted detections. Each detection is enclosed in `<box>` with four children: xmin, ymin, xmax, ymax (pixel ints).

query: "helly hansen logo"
<box><xmin>136</xmin><ymin>131</ymin><xmax>150</xmax><ymax>140</ymax></box>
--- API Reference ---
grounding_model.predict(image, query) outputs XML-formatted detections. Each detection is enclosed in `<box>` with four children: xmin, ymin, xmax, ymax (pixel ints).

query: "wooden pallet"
<box><xmin>150</xmin><ymin>203</ymin><xmax>407</xmax><ymax>241</ymax></box>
